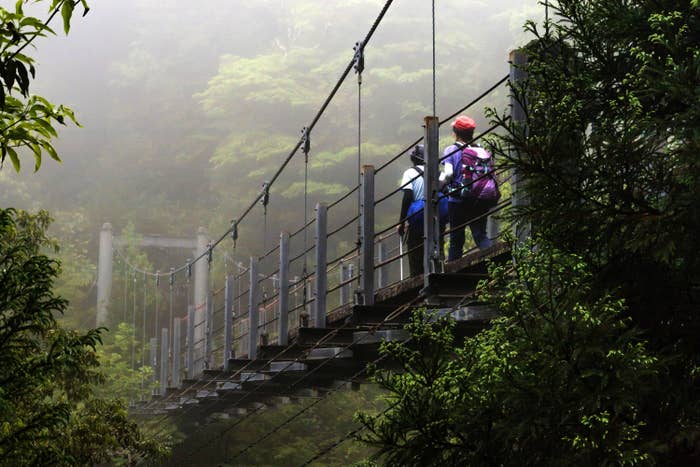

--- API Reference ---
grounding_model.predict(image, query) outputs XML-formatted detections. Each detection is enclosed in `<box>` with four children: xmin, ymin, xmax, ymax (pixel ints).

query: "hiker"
<box><xmin>397</xmin><ymin>145</ymin><xmax>448</xmax><ymax>277</ymax></box>
<box><xmin>397</xmin><ymin>145</ymin><xmax>427</xmax><ymax>277</ymax></box>
<box><xmin>440</xmin><ymin>116</ymin><xmax>500</xmax><ymax>261</ymax></box>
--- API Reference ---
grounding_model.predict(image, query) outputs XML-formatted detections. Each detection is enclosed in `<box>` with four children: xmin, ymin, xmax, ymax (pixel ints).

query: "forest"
<box><xmin>1</xmin><ymin>0</ymin><xmax>698</xmax><ymax>465</ymax></box>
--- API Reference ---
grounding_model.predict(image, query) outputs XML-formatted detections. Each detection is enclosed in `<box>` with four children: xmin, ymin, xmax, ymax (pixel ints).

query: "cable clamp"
<box><xmin>353</xmin><ymin>40</ymin><xmax>365</xmax><ymax>83</ymax></box>
<box><xmin>207</xmin><ymin>243</ymin><xmax>213</xmax><ymax>269</ymax></box>
<box><xmin>156</xmin><ymin>271</ymin><xmax>160</xmax><ymax>287</ymax></box>
<box><xmin>301</xmin><ymin>127</ymin><xmax>311</xmax><ymax>161</ymax></box>
<box><xmin>231</xmin><ymin>218</ymin><xmax>238</xmax><ymax>247</ymax></box>
<box><xmin>260</xmin><ymin>181</ymin><xmax>270</xmax><ymax>212</ymax></box>
<box><xmin>186</xmin><ymin>259</ymin><xmax>192</xmax><ymax>281</ymax></box>
<box><xmin>169</xmin><ymin>267</ymin><xmax>175</xmax><ymax>287</ymax></box>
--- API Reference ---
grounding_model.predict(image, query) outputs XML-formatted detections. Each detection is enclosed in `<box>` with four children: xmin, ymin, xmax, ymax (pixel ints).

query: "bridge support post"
<box><xmin>509</xmin><ymin>49</ymin><xmax>530</xmax><ymax>244</ymax></box>
<box><xmin>248</xmin><ymin>257</ymin><xmax>260</xmax><ymax>359</ymax></box>
<box><xmin>314</xmin><ymin>203</ymin><xmax>328</xmax><ymax>328</ymax></box>
<box><xmin>96</xmin><ymin>223</ymin><xmax>113</xmax><ymax>326</ymax></box>
<box><xmin>424</xmin><ymin>116</ymin><xmax>442</xmax><ymax>286</ymax></box>
<box><xmin>172</xmin><ymin>317</ymin><xmax>181</xmax><ymax>387</ymax></box>
<box><xmin>186</xmin><ymin>305</ymin><xmax>195</xmax><ymax>379</ymax></box>
<box><xmin>205</xmin><ymin>289</ymin><xmax>213</xmax><ymax>369</ymax></box>
<box><xmin>278</xmin><ymin>232</ymin><xmax>290</xmax><ymax>345</ymax></box>
<box><xmin>339</xmin><ymin>262</ymin><xmax>349</xmax><ymax>305</ymax></box>
<box><xmin>223</xmin><ymin>274</ymin><xmax>234</xmax><ymax>370</ymax></box>
<box><xmin>377</xmin><ymin>239</ymin><xmax>387</xmax><ymax>288</ymax></box>
<box><xmin>358</xmin><ymin>165</ymin><xmax>375</xmax><ymax>305</ymax></box>
<box><xmin>149</xmin><ymin>337</ymin><xmax>157</xmax><ymax>381</ymax></box>
<box><xmin>160</xmin><ymin>329</ymin><xmax>168</xmax><ymax>394</ymax></box>
<box><xmin>193</xmin><ymin>228</ymin><xmax>208</xmax><ymax>374</ymax></box>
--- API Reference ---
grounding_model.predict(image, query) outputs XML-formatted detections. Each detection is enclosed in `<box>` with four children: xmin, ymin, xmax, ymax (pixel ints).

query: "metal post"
<box><xmin>487</xmin><ymin>216</ymin><xmax>500</xmax><ymax>241</ymax></box>
<box><xmin>424</xmin><ymin>116</ymin><xmax>442</xmax><ymax>287</ymax></box>
<box><xmin>358</xmin><ymin>165</ymin><xmax>375</xmax><ymax>305</ymax></box>
<box><xmin>313</xmin><ymin>203</ymin><xmax>327</xmax><ymax>328</ymax></box>
<box><xmin>223</xmin><ymin>274</ymin><xmax>234</xmax><ymax>370</ymax></box>
<box><xmin>149</xmin><ymin>337</ymin><xmax>157</xmax><ymax>378</ymax></box>
<box><xmin>304</xmin><ymin>280</ymin><xmax>313</xmax><ymax>326</ymax></box>
<box><xmin>172</xmin><ymin>318</ymin><xmax>181</xmax><ymax>387</ymax></box>
<box><xmin>278</xmin><ymin>232</ymin><xmax>290</xmax><ymax>345</ymax></box>
<box><xmin>248</xmin><ymin>257</ymin><xmax>260</xmax><ymax>359</ymax></box>
<box><xmin>193</xmin><ymin>227</ymin><xmax>208</xmax><ymax>359</ymax></box>
<box><xmin>160</xmin><ymin>329</ymin><xmax>168</xmax><ymax>394</ymax></box>
<box><xmin>510</xmin><ymin>49</ymin><xmax>530</xmax><ymax>243</ymax></box>
<box><xmin>292</xmin><ymin>275</ymin><xmax>300</xmax><ymax>327</ymax></box>
<box><xmin>205</xmin><ymin>289</ymin><xmax>213</xmax><ymax>369</ymax></box>
<box><xmin>377</xmin><ymin>239</ymin><xmax>387</xmax><ymax>288</ymax></box>
<box><xmin>186</xmin><ymin>305</ymin><xmax>195</xmax><ymax>379</ymax></box>
<box><xmin>339</xmin><ymin>262</ymin><xmax>349</xmax><ymax>305</ymax></box>
<box><xmin>194</xmin><ymin>227</ymin><xmax>209</xmax><ymax>308</ymax></box>
<box><xmin>399</xmin><ymin>239</ymin><xmax>405</xmax><ymax>280</ymax></box>
<box><xmin>96</xmin><ymin>223</ymin><xmax>113</xmax><ymax>326</ymax></box>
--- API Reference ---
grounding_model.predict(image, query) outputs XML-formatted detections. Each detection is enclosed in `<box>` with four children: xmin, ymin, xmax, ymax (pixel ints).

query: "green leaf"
<box><xmin>7</xmin><ymin>146</ymin><xmax>20</xmax><ymax>172</ymax></box>
<box><xmin>80</xmin><ymin>0</ymin><xmax>90</xmax><ymax>16</ymax></box>
<box><xmin>34</xmin><ymin>118</ymin><xmax>58</xmax><ymax>137</ymax></box>
<box><xmin>16</xmin><ymin>61</ymin><xmax>29</xmax><ymax>96</ymax></box>
<box><xmin>60</xmin><ymin>0</ymin><xmax>74</xmax><ymax>34</ymax></box>
<box><xmin>42</xmin><ymin>141</ymin><xmax>61</xmax><ymax>162</ymax></box>
<box><xmin>31</xmin><ymin>143</ymin><xmax>42</xmax><ymax>171</ymax></box>
<box><xmin>15</xmin><ymin>0</ymin><xmax>23</xmax><ymax>15</ymax></box>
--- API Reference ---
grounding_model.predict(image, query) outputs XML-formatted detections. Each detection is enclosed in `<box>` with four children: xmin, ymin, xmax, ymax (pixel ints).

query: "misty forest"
<box><xmin>1</xmin><ymin>0</ymin><xmax>699</xmax><ymax>466</ymax></box>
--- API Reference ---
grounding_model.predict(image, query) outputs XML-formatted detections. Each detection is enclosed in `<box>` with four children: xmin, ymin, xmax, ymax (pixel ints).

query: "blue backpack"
<box><xmin>406</xmin><ymin>166</ymin><xmax>448</xmax><ymax>232</ymax></box>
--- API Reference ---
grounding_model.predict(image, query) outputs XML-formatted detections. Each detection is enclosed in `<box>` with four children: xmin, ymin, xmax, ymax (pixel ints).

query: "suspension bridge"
<box><xmin>94</xmin><ymin>0</ymin><xmax>530</xmax><ymax>463</ymax></box>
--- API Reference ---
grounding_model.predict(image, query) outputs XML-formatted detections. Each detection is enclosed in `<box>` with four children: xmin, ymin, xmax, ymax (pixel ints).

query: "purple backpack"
<box><xmin>455</xmin><ymin>146</ymin><xmax>501</xmax><ymax>201</ymax></box>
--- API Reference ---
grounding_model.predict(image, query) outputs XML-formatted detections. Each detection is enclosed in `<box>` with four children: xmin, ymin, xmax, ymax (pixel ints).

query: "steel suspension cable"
<box><xmin>121</xmin><ymin>0</ymin><xmax>396</xmax><ymax>279</ymax></box>
<box><xmin>141</xmin><ymin>271</ymin><xmax>147</xmax><ymax>396</ymax></box>
<box><xmin>122</xmin><ymin>261</ymin><xmax>128</xmax><ymax>324</ymax></box>
<box><xmin>432</xmin><ymin>0</ymin><xmax>436</xmax><ymax>117</ymax></box>
<box><xmin>153</xmin><ymin>272</ymin><xmax>160</xmax><ymax>341</ymax></box>
<box><xmin>168</xmin><ymin>267</ymin><xmax>174</xmax><ymax>386</ymax></box>
<box><xmin>131</xmin><ymin>271</ymin><xmax>136</xmax><ymax>372</ymax></box>
<box><xmin>354</xmin><ymin>39</ymin><xmax>365</xmax><ymax>293</ymax></box>
<box><xmin>302</xmin><ymin>128</ymin><xmax>310</xmax><ymax>323</ymax></box>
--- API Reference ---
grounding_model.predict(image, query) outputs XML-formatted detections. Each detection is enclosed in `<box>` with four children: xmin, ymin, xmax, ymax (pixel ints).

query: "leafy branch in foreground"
<box><xmin>0</xmin><ymin>208</ymin><xmax>168</xmax><ymax>465</ymax></box>
<box><xmin>0</xmin><ymin>1</ymin><xmax>88</xmax><ymax>172</ymax></box>
<box><xmin>359</xmin><ymin>242</ymin><xmax>698</xmax><ymax>466</ymax></box>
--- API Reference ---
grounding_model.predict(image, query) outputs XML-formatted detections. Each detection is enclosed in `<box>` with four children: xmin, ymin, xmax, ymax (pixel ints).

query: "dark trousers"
<box><xmin>406</xmin><ymin>226</ymin><xmax>424</xmax><ymax>277</ymax></box>
<box><xmin>447</xmin><ymin>198</ymin><xmax>496</xmax><ymax>261</ymax></box>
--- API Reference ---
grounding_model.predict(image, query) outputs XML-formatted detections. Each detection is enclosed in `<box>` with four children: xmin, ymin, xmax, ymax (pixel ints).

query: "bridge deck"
<box><xmin>134</xmin><ymin>242</ymin><xmax>511</xmax><ymax>421</ymax></box>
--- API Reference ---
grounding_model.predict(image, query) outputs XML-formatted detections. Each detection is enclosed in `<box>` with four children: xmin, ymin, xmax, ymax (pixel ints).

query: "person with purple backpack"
<box><xmin>440</xmin><ymin>115</ymin><xmax>500</xmax><ymax>261</ymax></box>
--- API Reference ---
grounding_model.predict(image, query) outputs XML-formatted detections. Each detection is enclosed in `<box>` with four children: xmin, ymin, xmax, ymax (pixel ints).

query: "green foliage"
<box><xmin>0</xmin><ymin>208</ymin><xmax>168</xmax><ymax>464</ymax></box>
<box><xmin>0</xmin><ymin>1</ymin><xmax>87</xmax><ymax>172</ymax></box>
<box><xmin>359</xmin><ymin>244</ymin><xmax>692</xmax><ymax>465</ymax></box>
<box><xmin>95</xmin><ymin>322</ymin><xmax>157</xmax><ymax>402</ymax></box>
<box><xmin>489</xmin><ymin>0</ymin><xmax>700</xmax><ymax>332</ymax></box>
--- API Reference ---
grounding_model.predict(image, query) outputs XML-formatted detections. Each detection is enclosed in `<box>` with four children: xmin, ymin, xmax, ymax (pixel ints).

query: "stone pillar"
<box><xmin>96</xmin><ymin>223</ymin><xmax>113</xmax><ymax>326</ymax></box>
<box><xmin>193</xmin><ymin>227</ymin><xmax>208</xmax><ymax>370</ymax></box>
